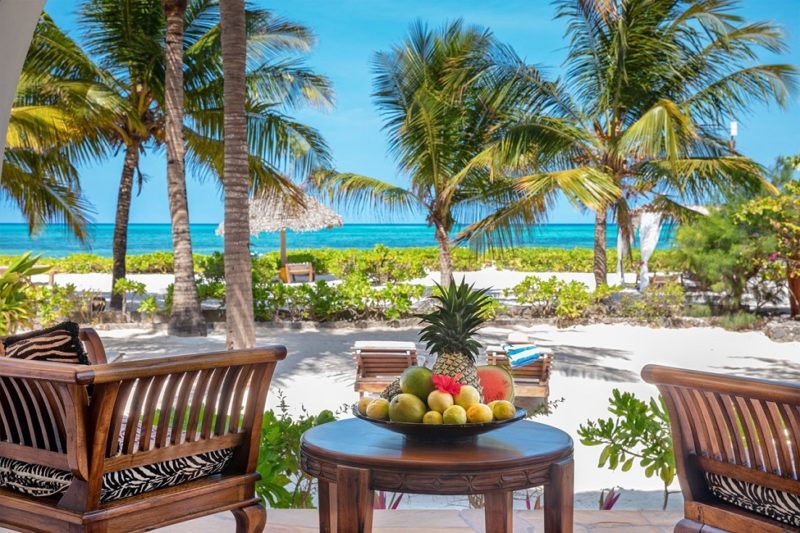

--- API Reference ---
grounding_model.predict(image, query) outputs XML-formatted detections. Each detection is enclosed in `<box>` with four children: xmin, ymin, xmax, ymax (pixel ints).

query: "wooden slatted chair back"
<box><xmin>642</xmin><ymin>365</ymin><xmax>800</xmax><ymax>525</ymax></box>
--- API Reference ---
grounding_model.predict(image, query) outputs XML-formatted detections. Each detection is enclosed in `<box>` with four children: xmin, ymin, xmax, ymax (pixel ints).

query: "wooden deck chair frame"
<box><xmin>353</xmin><ymin>343</ymin><xmax>417</xmax><ymax>396</ymax></box>
<box><xmin>486</xmin><ymin>343</ymin><xmax>552</xmax><ymax>402</ymax></box>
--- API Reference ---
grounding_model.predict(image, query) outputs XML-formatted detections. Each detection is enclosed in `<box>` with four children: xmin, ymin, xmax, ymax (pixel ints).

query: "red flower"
<box><xmin>432</xmin><ymin>373</ymin><xmax>463</xmax><ymax>396</ymax></box>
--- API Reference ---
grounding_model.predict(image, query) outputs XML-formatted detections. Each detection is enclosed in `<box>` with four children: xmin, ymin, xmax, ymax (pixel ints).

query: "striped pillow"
<box><xmin>2</xmin><ymin>322</ymin><xmax>89</xmax><ymax>365</ymax></box>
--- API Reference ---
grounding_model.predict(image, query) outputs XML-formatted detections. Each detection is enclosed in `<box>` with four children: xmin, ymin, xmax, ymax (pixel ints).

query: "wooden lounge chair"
<box><xmin>279</xmin><ymin>262</ymin><xmax>315</xmax><ymax>283</ymax></box>
<box><xmin>486</xmin><ymin>341</ymin><xmax>553</xmax><ymax>402</ymax></box>
<box><xmin>353</xmin><ymin>341</ymin><xmax>418</xmax><ymax>396</ymax></box>
<box><xmin>0</xmin><ymin>328</ymin><xmax>286</xmax><ymax>533</ymax></box>
<box><xmin>643</xmin><ymin>365</ymin><xmax>800</xmax><ymax>533</ymax></box>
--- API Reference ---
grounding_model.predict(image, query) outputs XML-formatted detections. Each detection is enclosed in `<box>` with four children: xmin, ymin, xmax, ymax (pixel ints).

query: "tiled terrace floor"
<box><xmin>157</xmin><ymin>509</ymin><xmax>683</xmax><ymax>532</ymax></box>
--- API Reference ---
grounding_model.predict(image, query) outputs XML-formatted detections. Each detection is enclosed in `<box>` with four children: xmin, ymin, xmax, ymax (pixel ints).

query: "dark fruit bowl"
<box><xmin>352</xmin><ymin>404</ymin><xmax>527</xmax><ymax>441</ymax></box>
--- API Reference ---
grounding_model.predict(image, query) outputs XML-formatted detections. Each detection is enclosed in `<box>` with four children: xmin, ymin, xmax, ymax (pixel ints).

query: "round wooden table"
<box><xmin>300</xmin><ymin>418</ymin><xmax>574</xmax><ymax>533</ymax></box>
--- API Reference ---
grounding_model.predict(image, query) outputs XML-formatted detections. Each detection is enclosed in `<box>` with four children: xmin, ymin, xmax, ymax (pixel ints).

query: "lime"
<box><xmin>423</xmin><ymin>411</ymin><xmax>443</xmax><ymax>424</ymax></box>
<box><xmin>442</xmin><ymin>405</ymin><xmax>467</xmax><ymax>425</ymax></box>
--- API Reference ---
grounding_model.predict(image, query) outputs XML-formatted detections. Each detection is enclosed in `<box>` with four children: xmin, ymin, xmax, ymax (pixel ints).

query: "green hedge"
<box><xmin>1</xmin><ymin>246</ymin><xmax>681</xmax><ymax>277</ymax></box>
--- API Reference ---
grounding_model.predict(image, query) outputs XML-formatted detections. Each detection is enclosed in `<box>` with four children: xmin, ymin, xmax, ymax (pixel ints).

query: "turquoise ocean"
<box><xmin>0</xmin><ymin>223</ymin><xmax>674</xmax><ymax>258</ymax></box>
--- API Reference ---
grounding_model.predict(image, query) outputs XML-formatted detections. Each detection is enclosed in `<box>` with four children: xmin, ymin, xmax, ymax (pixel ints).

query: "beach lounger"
<box><xmin>486</xmin><ymin>335</ymin><xmax>553</xmax><ymax>402</ymax></box>
<box><xmin>353</xmin><ymin>340</ymin><xmax>418</xmax><ymax>396</ymax></box>
<box><xmin>279</xmin><ymin>262</ymin><xmax>315</xmax><ymax>283</ymax></box>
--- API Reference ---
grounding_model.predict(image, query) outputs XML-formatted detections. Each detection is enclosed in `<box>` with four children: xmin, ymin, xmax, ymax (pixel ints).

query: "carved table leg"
<box><xmin>545</xmin><ymin>456</ymin><xmax>574</xmax><ymax>533</ymax></box>
<box><xmin>336</xmin><ymin>465</ymin><xmax>374</xmax><ymax>532</ymax></box>
<box><xmin>484</xmin><ymin>490</ymin><xmax>513</xmax><ymax>533</ymax></box>
<box><xmin>319</xmin><ymin>479</ymin><xmax>337</xmax><ymax>533</ymax></box>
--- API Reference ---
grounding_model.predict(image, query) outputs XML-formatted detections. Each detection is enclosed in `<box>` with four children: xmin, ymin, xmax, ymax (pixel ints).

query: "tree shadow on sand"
<box><xmin>711</xmin><ymin>356</ymin><xmax>800</xmax><ymax>382</ymax></box>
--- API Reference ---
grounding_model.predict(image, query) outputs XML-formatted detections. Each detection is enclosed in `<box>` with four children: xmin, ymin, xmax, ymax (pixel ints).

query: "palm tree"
<box><xmin>465</xmin><ymin>0</ymin><xmax>797</xmax><ymax>286</ymax></box>
<box><xmin>78</xmin><ymin>0</ymin><xmax>332</xmax><ymax>310</ymax></box>
<box><xmin>162</xmin><ymin>0</ymin><xmax>205</xmax><ymax>335</ymax></box>
<box><xmin>314</xmin><ymin>20</ymin><xmax>616</xmax><ymax>286</ymax></box>
<box><xmin>2</xmin><ymin>15</ymin><xmax>117</xmax><ymax>239</ymax></box>
<box><xmin>220</xmin><ymin>0</ymin><xmax>253</xmax><ymax>349</ymax></box>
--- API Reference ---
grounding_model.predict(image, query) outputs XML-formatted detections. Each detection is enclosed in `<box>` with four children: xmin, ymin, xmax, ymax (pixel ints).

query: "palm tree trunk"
<box><xmin>434</xmin><ymin>223</ymin><xmax>453</xmax><ymax>287</ymax></box>
<box><xmin>110</xmin><ymin>142</ymin><xmax>139</xmax><ymax>310</ymax></box>
<box><xmin>593</xmin><ymin>208</ymin><xmax>608</xmax><ymax>287</ymax></box>
<box><xmin>220</xmin><ymin>0</ymin><xmax>256</xmax><ymax>350</ymax></box>
<box><xmin>163</xmin><ymin>0</ymin><xmax>206</xmax><ymax>336</ymax></box>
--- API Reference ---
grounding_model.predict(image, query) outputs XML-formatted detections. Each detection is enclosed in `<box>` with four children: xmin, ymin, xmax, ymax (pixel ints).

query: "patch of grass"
<box><xmin>718</xmin><ymin>312</ymin><xmax>759</xmax><ymax>331</ymax></box>
<box><xmin>684</xmin><ymin>304</ymin><xmax>712</xmax><ymax>318</ymax></box>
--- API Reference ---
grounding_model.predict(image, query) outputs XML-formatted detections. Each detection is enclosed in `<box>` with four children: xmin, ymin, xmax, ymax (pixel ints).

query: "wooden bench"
<box><xmin>0</xmin><ymin>328</ymin><xmax>286</xmax><ymax>532</ymax></box>
<box><xmin>279</xmin><ymin>262</ymin><xmax>315</xmax><ymax>283</ymax></box>
<box><xmin>643</xmin><ymin>365</ymin><xmax>800</xmax><ymax>533</ymax></box>
<box><xmin>486</xmin><ymin>345</ymin><xmax>553</xmax><ymax>402</ymax></box>
<box><xmin>353</xmin><ymin>341</ymin><xmax>418</xmax><ymax>396</ymax></box>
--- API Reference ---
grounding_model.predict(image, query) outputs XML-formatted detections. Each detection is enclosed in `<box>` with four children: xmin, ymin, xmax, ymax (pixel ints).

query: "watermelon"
<box><xmin>476</xmin><ymin>365</ymin><xmax>515</xmax><ymax>403</ymax></box>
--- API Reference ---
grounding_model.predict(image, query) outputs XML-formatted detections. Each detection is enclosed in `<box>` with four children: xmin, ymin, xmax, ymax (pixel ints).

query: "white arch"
<box><xmin>0</xmin><ymin>0</ymin><xmax>46</xmax><ymax>174</ymax></box>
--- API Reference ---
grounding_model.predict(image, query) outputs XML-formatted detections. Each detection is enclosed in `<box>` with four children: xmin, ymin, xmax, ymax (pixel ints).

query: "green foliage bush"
<box><xmin>507</xmin><ymin>276</ymin><xmax>594</xmax><ymax>321</ymax></box>
<box><xmin>718</xmin><ymin>311</ymin><xmax>759</xmax><ymax>331</ymax></box>
<box><xmin>617</xmin><ymin>283</ymin><xmax>685</xmax><ymax>320</ymax></box>
<box><xmin>0</xmin><ymin>253</ymin><xmax>50</xmax><ymax>334</ymax></box>
<box><xmin>578</xmin><ymin>389</ymin><xmax>675</xmax><ymax>510</ymax></box>
<box><xmin>256</xmin><ymin>393</ymin><xmax>338</xmax><ymax>508</ymax></box>
<box><xmin>674</xmin><ymin>206</ymin><xmax>782</xmax><ymax>310</ymax></box>
<box><xmin>7</xmin><ymin>246</ymin><xmax>679</xmax><ymax>277</ymax></box>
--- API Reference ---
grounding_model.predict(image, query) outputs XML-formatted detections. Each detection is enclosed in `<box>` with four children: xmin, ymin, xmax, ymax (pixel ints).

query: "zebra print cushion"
<box><xmin>0</xmin><ymin>449</ymin><xmax>232</xmax><ymax>501</ymax></box>
<box><xmin>705</xmin><ymin>472</ymin><xmax>800</xmax><ymax>527</ymax></box>
<box><xmin>2</xmin><ymin>321</ymin><xmax>88</xmax><ymax>365</ymax></box>
<box><xmin>0</xmin><ymin>456</ymin><xmax>71</xmax><ymax>497</ymax></box>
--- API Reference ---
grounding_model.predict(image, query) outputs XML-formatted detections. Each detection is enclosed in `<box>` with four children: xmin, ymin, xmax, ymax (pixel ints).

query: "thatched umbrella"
<box><xmin>216</xmin><ymin>192</ymin><xmax>343</xmax><ymax>265</ymax></box>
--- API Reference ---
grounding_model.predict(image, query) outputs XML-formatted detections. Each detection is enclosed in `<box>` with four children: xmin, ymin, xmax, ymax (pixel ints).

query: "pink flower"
<box><xmin>432</xmin><ymin>373</ymin><xmax>463</xmax><ymax>396</ymax></box>
<box><xmin>768</xmin><ymin>252</ymin><xmax>780</xmax><ymax>261</ymax></box>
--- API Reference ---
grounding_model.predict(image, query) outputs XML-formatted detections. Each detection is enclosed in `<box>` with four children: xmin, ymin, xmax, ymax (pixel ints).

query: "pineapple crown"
<box><xmin>417</xmin><ymin>277</ymin><xmax>493</xmax><ymax>362</ymax></box>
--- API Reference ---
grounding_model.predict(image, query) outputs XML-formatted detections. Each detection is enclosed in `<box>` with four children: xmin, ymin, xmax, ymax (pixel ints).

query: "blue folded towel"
<box><xmin>500</xmin><ymin>343</ymin><xmax>542</xmax><ymax>368</ymax></box>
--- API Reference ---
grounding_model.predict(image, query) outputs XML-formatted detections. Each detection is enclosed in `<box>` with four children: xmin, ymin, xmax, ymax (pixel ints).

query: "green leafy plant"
<box><xmin>509</xmin><ymin>276</ymin><xmax>592</xmax><ymax>322</ymax></box>
<box><xmin>28</xmin><ymin>283</ymin><xmax>81</xmax><ymax>327</ymax></box>
<box><xmin>578</xmin><ymin>389</ymin><xmax>675</xmax><ymax>510</ymax></box>
<box><xmin>617</xmin><ymin>283</ymin><xmax>686</xmax><ymax>321</ymax></box>
<box><xmin>112</xmin><ymin>278</ymin><xmax>146</xmax><ymax>318</ymax></box>
<box><xmin>255</xmin><ymin>393</ymin><xmax>338</xmax><ymax>508</ymax></box>
<box><xmin>137</xmin><ymin>295</ymin><xmax>160</xmax><ymax>318</ymax></box>
<box><xmin>0</xmin><ymin>253</ymin><xmax>52</xmax><ymax>334</ymax></box>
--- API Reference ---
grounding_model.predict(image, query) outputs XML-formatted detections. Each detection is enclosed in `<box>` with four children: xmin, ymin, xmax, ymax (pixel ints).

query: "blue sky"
<box><xmin>4</xmin><ymin>0</ymin><xmax>799</xmax><ymax>225</ymax></box>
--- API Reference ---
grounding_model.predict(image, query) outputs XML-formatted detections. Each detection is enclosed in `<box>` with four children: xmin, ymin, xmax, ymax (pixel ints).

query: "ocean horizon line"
<box><xmin>0</xmin><ymin>222</ymin><xmax>675</xmax><ymax>258</ymax></box>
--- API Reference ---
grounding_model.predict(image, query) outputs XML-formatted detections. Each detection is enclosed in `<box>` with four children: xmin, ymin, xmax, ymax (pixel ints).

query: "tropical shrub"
<box><xmin>578</xmin><ymin>390</ymin><xmax>675</xmax><ymax>510</ymax></box>
<box><xmin>508</xmin><ymin>276</ymin><xmax>592</xmax><ymax>321</ymax></box>
<box><xmin>0</xmin><ymin>253</ymin><xmax>50</xmax><ymax>334</ymax></box>
<box><xmin>617</xmin><ymin>283</ymin><xmax>685</xmax><ymax>320</ymax></box>
<box><xmin>19</xmin><ymin>246</ymin><xmax>679</xmax><ymax>278</ymax></box>
<box><xmin>738</xmin><ymin>178</ymin><xmax>800</xmax><ymax>316</ymax></box>
<box><xmin>137</xmin><ymin>295</ymin><xmax>160</xmax><ymax>318</ymax></box>
<box><xmin>112</xmin><ymin>278</ymin><xmax>146</xmax><ymax>317</ymax></box>
<box><xmin>28</xmin><ymin>284</ymin><xmax>83</xmax><ymax>327</ymax></box>
<box><xmin>674</xmin><ymin>206</ymin><xmax>780</xmax><ymax>311</ymax></box>
<box><xmin>256</xmin><ymin>393</ymin><xmax>338</xmax><ymax>508</ymax></box>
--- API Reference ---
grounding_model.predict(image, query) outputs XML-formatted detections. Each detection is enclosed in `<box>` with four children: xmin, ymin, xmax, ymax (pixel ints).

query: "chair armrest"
<box><xmin>0</xmin><ymin>357</ymin><xmax>82</xmax><ymax>383</ymax></box>
<box><xmin>76</xmin><ymin>345</ymin><xmax>287</xmax><ymax>384</ymax></box>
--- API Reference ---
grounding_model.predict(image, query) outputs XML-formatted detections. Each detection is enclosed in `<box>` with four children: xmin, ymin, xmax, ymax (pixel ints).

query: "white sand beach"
<box><xmin>94</xmin><ymin>320</ymin><xmax>800</xmax><ymax>511</ymax></box>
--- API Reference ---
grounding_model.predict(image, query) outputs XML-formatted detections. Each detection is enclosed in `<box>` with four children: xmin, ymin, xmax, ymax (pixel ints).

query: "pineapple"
<box><xmin>381</xmin><ymin>278</ymin><xmax>493</xmax><ymax>400</ymax></box>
